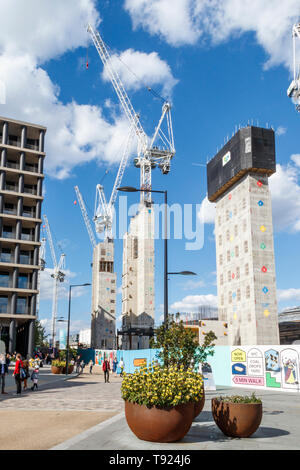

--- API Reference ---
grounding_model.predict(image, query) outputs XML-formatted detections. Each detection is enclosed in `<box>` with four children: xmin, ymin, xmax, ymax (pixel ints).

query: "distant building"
<box><xmin>279</xmin><ymin>307</ymin><xmax>300</xmax><ymax>344</ymax></box>
<box><xmin>79</xmin><ymin>328</ymin><xmax>91</xmax><ymax>348</ymax></box>
<box><xmin>207</xmin><ymin>126</ymin><xmax>279</xmax><ymax>345</ymax></box>
<box><xmin>0</xmin><ymin>116</ymin><xmax>46</xmax><ymax>356</ymax></box>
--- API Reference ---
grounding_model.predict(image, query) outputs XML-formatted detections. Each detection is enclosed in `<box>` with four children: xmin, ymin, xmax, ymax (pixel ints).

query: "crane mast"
<box><xmin>74</xmin><ymin>186</ymin><xmax>97</xmax><ymax>248</ymax></box>
<box><xmin>36</xmin><ymin>236</ymin><xmax>46</xmax><ymax>319</ymax></box>
<box><xmin>43</xmin><ymin>215</ymin><xmax>66</xmax><ymax>348</ymax></box>
<box><xmin>87</xmin><ymin>24</ymin><xmax>175</xmax><ymax>203</ymax></box>
<box><xmin>287</xmin><ymin>23</ymin><xmax>300</xmax><ymax>112</ymax></box>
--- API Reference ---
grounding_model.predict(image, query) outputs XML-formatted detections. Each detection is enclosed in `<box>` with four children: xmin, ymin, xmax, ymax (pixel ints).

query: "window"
<box><xmin>236</xmin><ymin>267</ymin><xmax>240</xmax><ymax>279</ymax></box>
<box><xmin>220</xmin><ymin>274</ymin><xmax>223</xmax><ymax>286</ymax></box>
<box><xmin>234</xmin><ymin>206</ymin><xmax>237</xmax><ymax>216</ymax></box>
<box><xmin>226</xmin><ymin>210</ymin><xmax>229</xmax><ymax>221</ymax></box>
<box><xmin>101</xmin><ymin>249</ymin><xmax>106</xmax><ymax>256</ymax></box>
<box><xmin>234</xmin><ymin>225</ymin><xmax>238</xmax><ymax>236</ymax></box>
<box><xmin>0</xmin><ymin>248</ymin><xmax>11</xmax><ymax>263</ymax></box>
<box><xmin>219</xmin><ymin>235</ymin><xmax>222</xmax><ymax>246</ymax></box>
<box><xmin>245</xmin><ymin>263</ymin><xmax>249</xmax><ymax>276</ymax></box>
<box><xmin>3</xmin><ymin>203</ymin><xmax>16</xmax><ymax>215</ymax></box>
<box><xmin>2</xmin><ymin>225</ymin><xmax>13</xmax><ymax>239</ymax></box>
<box><xmin>242</xmin><ymin>198</ymin><xmax>246</xmax><ymax>209</ymax></box>
<box><xmin>16</xmin><ymin>297</ymin><xmax>27</xmax><ymax>314</ymax></box>
<box><xmin>18</xmin><ymin>274</ymin><xmax>28</xmax><ymax>289</ymax></box>
<box><xmin>228</xmin><ymin>291</ymin><xmax>232</xmax><ymax>304</ymax></box>
<box><xmin>246</xmin><ymin>285</ymin><xmax>250</xmax><ymax>299</ymax></box>
<box><xmin>22</xmin><ymin>206</ymin><xmax>35</xmax><ymax>218</ymax></box>
<box><xmin>218</xmin><ymin>216</ymin><xmax>221</xmax><ymax>226</ymax></box>
<box><xmin>219</xmin><ymin>254</ymin><xmax>223</xmax><ymax>266</ymax></box>
<box><xmin>235</xmin><ymin>245</ymin><xmax>239</xmax><ymax>257</ymax></box>
<box><xmin>244</xmin><ymin>241</ymin><xmax>248</xmax><ymax>253</ymax></box>
<box><xmin>21</xmin><ymin>228</ymin><xmax>32</xmax><ymax>241</ymax></box>
<box><xmin>228</xmin><ymin>271</ymin><xmax>231</xmax><ymax>282</ymax></box>
<box><xmin>221</xmin><ymin>294</ymin><xmax>224</xmax><ymax>306</ymax></box>
<box><xmin>0</xmin><ymin>296</ymin><xmax>8</xmax><ymax>313</ymax></box>
<box><xmin>243</xmin><ymin>219</ymin><xmax>247</xmax><ymax>231</ymax></box>
<box><xmin>237</xmin><ymin>289</ymin><xmax>241</xmax><ymax>301</ymax></box>
<box><xmin>20</xmin><ymin>251</ymin><xmax>31</xmax><ymax>265</ymax></box>
<box><xmin>0</xmin><ymin>272</ymin><xmax>9</xmax><ymax>287</ymax></box>
<box><xmin>226</xmin><ymin>230</ymin><xmax>230</xmax><ymax>241</ymax></box>
<box><xmin>227</xmin><ymin>250</ymin><xmax>230</xmax><ymax>262</ymax></box>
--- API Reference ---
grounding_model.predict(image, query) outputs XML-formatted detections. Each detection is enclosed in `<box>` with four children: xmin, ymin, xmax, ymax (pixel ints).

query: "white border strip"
<box><xmin>50</xmin><ymin>412</ymin><xmax>124</xmax><ymax>450</ymax></box>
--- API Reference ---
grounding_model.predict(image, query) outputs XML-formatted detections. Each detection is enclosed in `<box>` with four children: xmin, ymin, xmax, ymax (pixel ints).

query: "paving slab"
<box><xmin>52</xmin><ymin>386</ymin><xmax>300</xmax><ymax>450</ymax></box>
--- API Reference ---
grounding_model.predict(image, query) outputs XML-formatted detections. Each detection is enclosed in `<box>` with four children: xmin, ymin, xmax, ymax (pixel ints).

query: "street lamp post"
<box><xmin>117</xmin><ymin>186</ymin><xmax>196</xmax><ymax>326</ymax></box>
<box><xmin>65</xmin><ymin>283</ymin><xmax>91</xmax><ymax>376</ymax></box>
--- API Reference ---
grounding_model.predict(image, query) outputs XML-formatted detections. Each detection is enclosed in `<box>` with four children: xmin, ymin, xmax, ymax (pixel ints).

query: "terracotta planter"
<box><xmin>211</xmin><ymin>398</ymin><xmax>262</xmax><ymax>438</ymax></box>
<box><xmin>62</xmin><ymin>365</ymin><xmax>74</xmax><ymax>374</ymax></box>
<box><xmin>51</xmin><ymin>366</ymin><xmax>62</xmax><ymax>374</ymax></box>
<box><xmin>125</xmin><ymin>401</ymin><xmax>194</xmax><ymax>443</ymax></box>
<box><xmin>194</xmin><ymin>386</ymin><xmax>205</xmax><ymax>418</ymax></box>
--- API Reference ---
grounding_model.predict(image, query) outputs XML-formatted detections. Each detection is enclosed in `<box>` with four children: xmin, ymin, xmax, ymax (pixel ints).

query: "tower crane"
<box><xmin>74</xmin><ymin>185</ymin><xmax>97</xmax><ymax>249</ymax></box>
<box><xmin>87</xmin><ymin>24</ymin><xmax>175</xmax><ymax>203</ymax></box>
<box><xmin>43</xmin><ymin>215</ymin><xmax>66</xmax><ymax>348</ymax></box>
<box><xmin>287</xmin><ymin>23</ymin><xmax>300</xmax><ymax>112</ymax></box>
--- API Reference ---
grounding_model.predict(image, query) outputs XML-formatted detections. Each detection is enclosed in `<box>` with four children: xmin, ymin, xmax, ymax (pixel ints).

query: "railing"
<box><xmin>23</xmin><ymin>187</ymin><xmax>37</xmax><ymax>195</ymax></box>
<box><xmin>6</xmin><ymin>161</ymin><xmax>19</xmax><ymax>169</ymax></box>
<box><xmin>22</xmin><ymin>211</ymin><xmax>36</xmax><ymax>218</ymax></box>
<box><xmin>24</xmin><ymin>164</ymin><xmax>38</xmax><ymax>173</ymax></box>
<box><xmin>5</xmin><ymin>183</ymin><xmax>18</xmax><ymax>192</ymax></box>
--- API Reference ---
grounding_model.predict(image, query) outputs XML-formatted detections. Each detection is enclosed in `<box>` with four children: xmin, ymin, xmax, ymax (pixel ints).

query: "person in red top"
<box><xmin>102</xmin><ymin>358</ymin><xmax>110</xmax><ymax>383</ymax></box>
<box><xmin>13</xmin><ymin>353</ymin><xmax>23</xmax><ymax>395</ymax></box>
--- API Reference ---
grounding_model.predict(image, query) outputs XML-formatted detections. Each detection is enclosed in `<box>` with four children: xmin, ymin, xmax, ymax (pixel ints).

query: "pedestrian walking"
<box><xmin>31</xmin><ymin>364</ymin><xmax>39</xmax><ymax>391</ymax></box>
<box><xmin>0</xmin><ymin>353</ymin><xmax>8</xmax><ymax>395</ymax></box>
<box><xmin>75</xmin><ymin>356</ymin><xmax>81</xmax><ymax>374</ymax></box>
<box><xmin>119</xmin><ymin>358</ymin><xmax>124</xmax><ymax>377</ymax></box>
<box><xmin>112</xmin><ymin>357</ymin><xmax>118</xmax><ymax>375</ymax></box>
<box><xmin>88</xmin><ymin>360</ymin><xmax>94</xmax><ymax>374</ymax></box>
<box><xmin>22</xmin><ymin>359</ymin><xmax>30</xmax><ymax>391</ymax></box>
<box><xmin>102</xmin><ymin>358</ymin><xmax>110</xmax><ymax>383</ymax></box>
<box><xmin>80</xmin><ymin>360</ymin><xmax>85</xmax><ymax>374</ymax></box>
<box><xmin>13</xmin><ymin>353</ymin><xmax>24</xmax><ymax>395</ymax></box>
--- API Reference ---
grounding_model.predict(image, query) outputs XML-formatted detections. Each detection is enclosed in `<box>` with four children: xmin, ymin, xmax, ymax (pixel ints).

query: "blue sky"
<box><xmin>0</xmin><ymin>0</ymin><xmax>300</xmax><ymax>334</ymax></box>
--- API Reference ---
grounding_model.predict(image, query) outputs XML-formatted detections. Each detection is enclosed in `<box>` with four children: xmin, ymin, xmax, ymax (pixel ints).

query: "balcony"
<box><xmin>5</xmin><ymin>183</ymin><xmax>18</xmax><ymax>192</ymax></box>
<box><xmin>6</xmin><ymin>161</ymin><xmax>19</xmax><ymax>170</ymax></box>
<box><xmin>24</xmin><ymin>186</ymin><xmax>37</xmax><ymax>196</ymax></box>
<box><xmin>24</xmin><ymin>164</ymin><xmax>39</xmax><ymax>174</ymax></box>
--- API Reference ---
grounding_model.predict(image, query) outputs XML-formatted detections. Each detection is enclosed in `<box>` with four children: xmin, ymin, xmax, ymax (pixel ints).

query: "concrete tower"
<box><xmin>121</xmin><ymin>203</ymin><xmax>155</xmax><ymax>349</ymax></box>
<box><xmin>207</xmin><ymin>126</ymin><xmax>279</xmax><ymax>345</ymax></box>
<box><xmin>91</xmin><ymin>239</ymin><xmax>116</xmax><ymax>349</ymax></box>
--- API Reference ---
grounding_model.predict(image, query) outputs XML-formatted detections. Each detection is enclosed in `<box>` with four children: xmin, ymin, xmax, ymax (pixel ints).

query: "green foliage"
<box><xmin>34</xmin><ymin>320</ymin><xmax>49</xmax><ymax>348</ymax></box>
<box><xmin>216</xmin><ymin>393</ymin><xmax>262</xmax><ymax>404</ymax></box>
<box><xmin>121</xmin><ymin>363</ymin><xmax>203</xmax><ymax>407</ymax></box>
<box><xmin>150</xmin><ymin>318</ymin><xmax>217</xmax><ymax>370</ymax></box>
<box><xmin>59</xmin><ymin>348</ymin><xmax>76</xmax><ymax>361</ymax></box>
<box><xmin>51</xmin><ymin>360</ymin><xmax>65</xmax><ymax>368</ymax></box>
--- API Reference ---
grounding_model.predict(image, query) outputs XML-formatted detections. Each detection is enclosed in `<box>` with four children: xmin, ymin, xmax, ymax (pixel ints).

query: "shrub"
<box><xmin>121</xmin><ymin>363</ymin><xmax>203</xmax><ymax>408</ymax></box>
<box><xmin>52</xmin><ymin>360</ymin><xmax>65</xmax><ymax>368</ymax></box>
<box><xmin>215</xmin><ymin>393</ymin><xmax>262</xmax><ymax>404</ymax></box>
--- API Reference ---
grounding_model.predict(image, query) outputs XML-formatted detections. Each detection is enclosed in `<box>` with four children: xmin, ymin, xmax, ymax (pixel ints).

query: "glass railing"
<box><xmin>3</xmin><ymin>208</ymin><xmax>17</xmax><ymax>215</ymax></box>
<box><xmin>25</xmin><ymin>143</ymin><xmax>39</xmax><ymax>151</ymax></box>
<box><xmin>23</xmin><ymin>187</ymin><xmax>37</xmax><ymax>195</ymax></box>
<box><xmin>5</xmin><ymin>184</ymin><xmax>18</xmax><ymax>192</ymax></box>
<box><xmin>1</xmin><ymin>232</ymin><xmax>16</xmax><ymax>239</ymax></box>
<box><xmin>24</xmin><ymin>165</ymin><xmax>38</xmax><ymax>173</ymax></box>
<box><xmin>22</xmin><ymin>211</ymin><xmax>36</xmax><ymax>218</ymax></box>
<box><xmin>0</xmin><ymin>255</ymin><xmax>12</xmax><ymax>263</ymax></box>
<box><xmin>6</xmin><ymin>161</ymin><xmax>19</xmax><ymax>169</ymax></box>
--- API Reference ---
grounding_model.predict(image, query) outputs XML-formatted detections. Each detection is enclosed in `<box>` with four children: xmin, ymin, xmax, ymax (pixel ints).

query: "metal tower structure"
<box><xmin>36</xmin><ymin>236</ymin><xmax>46</xmax><ymax>319</ymax></box>
<box><xmin>87</xmin><ymin>24</ymin><xmax>175</xmax><ymax>203</ymax></box>
<box><xmin>287</xmin><ymin>23</ymin><xmax>300</xmax><ymax>112</ymax></box>
<box><xmin>43</xmin><ymin>215</ymin><xmax>66</xmax><ymax>348</ymax></box>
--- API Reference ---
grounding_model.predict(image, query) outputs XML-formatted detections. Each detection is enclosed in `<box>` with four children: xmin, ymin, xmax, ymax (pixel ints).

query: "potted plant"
<box><xmin>150</xmin><ymin>317</ymin><xmax>217</xmax><ymax>419</ymax></box>
<box><xmin>51</xmin><ymin>360</ymin><xmax>63</xmax><ymax>374</ymax></box>
<box><xmin>122</xmin><ymin>363</ymin><xmax>203</xmax><ymax>443</ymax></box>
<box><xmin>211</xmin><ymin>393</ymin><xmax>262</xmax><ymax>438</ymax></box>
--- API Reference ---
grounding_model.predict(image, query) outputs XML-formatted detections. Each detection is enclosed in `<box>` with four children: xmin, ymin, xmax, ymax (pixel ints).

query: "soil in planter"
<box><xmin>125</xmin><ymin>401</ymin><xmax>195</xmax><ymax>443</ymax></box>
<box><xmin>211</xmin><ymin>398</ymin><xmax>262</xmax><ymax>438</ymax></box>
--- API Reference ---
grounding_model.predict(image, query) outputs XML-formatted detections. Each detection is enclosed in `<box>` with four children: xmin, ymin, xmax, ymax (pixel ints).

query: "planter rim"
<box><xmin>212</xmin><ymin>398</ymin><xmax>262</xmax><ymax>405</ymax></box>
<box><xmin>125</xmin><ymin>400</ymin><xmax>199</xmax><ymax>409</ymax></box>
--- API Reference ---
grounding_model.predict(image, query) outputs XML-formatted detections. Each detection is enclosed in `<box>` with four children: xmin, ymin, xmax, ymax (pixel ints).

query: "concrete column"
<box><xmin>33</xmin><ymin>246</ymin><xmax>39</xmax><ymax>266</ymax></box>
<box><xmin>34</xmin><ymin>223</ymin><xmax>40</xmax><ymax>243</ymax></box>
<box><xmin>14</xmin><ymin>244</ymin><xmax>20</xmax><ymax>264</ymax></box>
<box><xmin>9</xmin><ymin>319</ymin><xmax>16</xmax><ymax>354</ymax></box>
<box><xmin>11</xmin><ymin>293</ymin><xmax>17</xmax><ymax>316</ymax></box>
<box><xmin>27</xmin><ymin>319</ymin><xmax>35</xmax><ymax>357</ymax></box>
<box><xmin>18</xmin><ymin>174</ymin><xmax>24</xmax><ymax>194</ymax></box>
<box><xmin>37</xmin><ymin>178</ymin><xmax>43</xmax><ymax>197</ymax></box>
<box><xmin>36</xmin><ymin>201</ymin><xmax>41</xmax><ymax>220</ymax></box>
<box><xmin>30</xmin><ymin>295</ymin><xmax>36</xmax><ymax>316</ymax></box>
<box><xmin>15</xmin><ymin>220</ymin><xmax>22</xmax><ymax>240</ymax></box>
<box><xmin>19</xmin><ymin>152</ymin><xmax>25</xmax><ymax>171</ymax></box>
<box><xmin>39</xmin><ymin>130</ymin><xmax>45</xmax><ymax>153</ymax></box>
<box><xmin>38</xmin><ymin>155</ymin><xmax>44</xmax><ymax>174</ymax></box>
<box><xmin>12</xmin><ymin>268</ymin><xmax>19</xmax><ymax>289</ymax></box>
<box><xmin>17</xmin><ymin>197</ymin><xmax>23</xmax><ymax>217</ymax></box>
<box><xmin>1</xmin><ymin>148</ymin><xmax>7</xmax><ymax>167</ymax></box>
<box><xmin>21</xmin><ymin>126</ymin><xmax>27</xmax><ymax>149</ymax></box>
<box><xmin>2</xmin><ymin>122</ymin><xmax>8</xmax><ymax>145</ymax></box>
<box><xmin>0</xmin><ymin>194</ymin><xmax>3</xmax><ymax>213</ymax></box>
<box><xmin>32</xmin><ymin>270</ymin><xmax>38</xmax><ymax>290</ymax></box>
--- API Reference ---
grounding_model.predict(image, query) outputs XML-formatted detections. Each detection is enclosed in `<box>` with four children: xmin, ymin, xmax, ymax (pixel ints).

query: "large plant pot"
<box><xmin>62</xmin><ymin>365</ymin><xmax>74</xmax><ymax>374</ymax></box>
<box><xmin>51</xmin><ymin>366</ymin><xmax>62</xmax><ymax>375</ymax></box>
<box><xmin>194</xmin><ymin>386</ymin><xmax>205</xmax><ymax>418</ymax></box>
<box><xmin>211</xmin><ymin>398</ymin><xmax>262</xmax><ymax>438</ymax></box>
<box><xmin>125</xmin><ymin>401</ymin><xmax>194</xmax><ymax>443</ymax></box>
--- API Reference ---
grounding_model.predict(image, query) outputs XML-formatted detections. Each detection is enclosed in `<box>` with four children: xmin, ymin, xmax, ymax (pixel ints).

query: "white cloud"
<box><xmin>170</xmin><ymin>294</ymin><xmax>218</xmax><ymax>312</ymax></box>
<box><xmin>125</xmin><ymin>0</ymin><xmax>300</xmax><ymax>70</ymax></box>
<box><xmin>276</xmin><ymin>126</ymin><xmax>287</xmax><ymax>136</ymax></box>
<box><xmin>0</xmin><ymin>1</ymin><xmax>176</xmax><ymax>179</ymax></box>
<box><xmin>39</xmin><ymin>268</ymin><xmax>89</xmax><ymax>301</ymax></box>
<box><xmin>199</xmin><ymin>196</ymin><xmax>215</xmax><ymax>224</ymax></box>
<box><xmin>102</xmin><ymin>48</ymin><xmax>178</xmax><ymax>98</ymax></box>
<box><xmin>269</xmin><ymin>163</ymin><xmax>300</xmax><ymax>232</ymax></box>
<box><xmin>277</xmin><ymin>289</ymin><xmax>300</xmax><ymax>303</ymax></box>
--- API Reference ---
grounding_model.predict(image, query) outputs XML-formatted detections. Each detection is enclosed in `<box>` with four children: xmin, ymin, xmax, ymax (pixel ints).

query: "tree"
<box><xmin>150</xmin><ymin>318</ymin><xmax>217</xmax><ymax>370</ymax></box>
<box><xmin>34</xmin><ymin>320</ymin><xmax>49</xmax><ymax>349</ymax></box>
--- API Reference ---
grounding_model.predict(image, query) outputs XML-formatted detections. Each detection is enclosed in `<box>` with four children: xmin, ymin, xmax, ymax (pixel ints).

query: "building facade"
<box><xmin>208</xmin><ymin>126</ymin><xmax>279</xmax><ymax>345</ymax></box>
<box><xmin>279</xmin><ymin>307</ymin><xmax>300</xmax><ymax>344</ymax></box>
<box><xmin>91</xmin><ymin>240</ymin><xmax>116</xmax><ymax>349</ymax></box>
<box><xmin>0</xmin><ymin>116</ymin><xmax>46</xmax><ymax>356</ymax></box>
<box><xmin>121</xmin><ymin>203</ymin><xmax>155</xmax><ymax>349</ymax></box>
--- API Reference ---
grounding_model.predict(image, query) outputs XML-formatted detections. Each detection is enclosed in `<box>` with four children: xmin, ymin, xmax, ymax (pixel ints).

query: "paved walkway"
<box><xmin>0</xmin><ymin>370</ymin><xmax>123</xmax><ymax>450</ymax></box>
<box><xmin>53</xmin><ymin>386</ymin><xmax>300</xmax><ymax>450</ymax></box>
